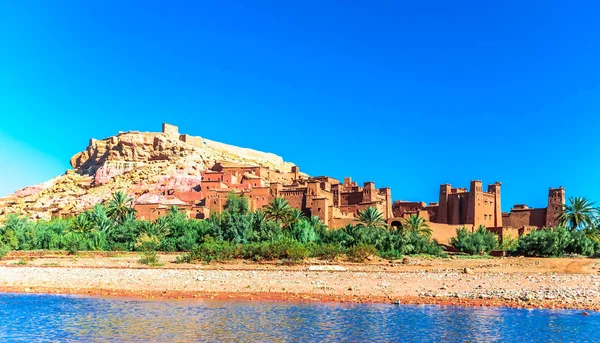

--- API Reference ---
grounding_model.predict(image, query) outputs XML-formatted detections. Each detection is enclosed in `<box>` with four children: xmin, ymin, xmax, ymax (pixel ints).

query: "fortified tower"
<box><xmin>437</xmin><ymin>184</ymin><xmax>451</xmax><ymax>224</ymax></box>
<box><xmin>487</xmin><ymin>182</ymin><xmax>502</xmax><ymax>227</ymax></box>
<box><xmin>466</xmin><ymin>180</ymin><xmax>483</xmax><ymax>225</ymax></box>
<box><xmin>546</xmin><ymin>187</ymin><xmax>565</xmax><ymax>227</ymax></box>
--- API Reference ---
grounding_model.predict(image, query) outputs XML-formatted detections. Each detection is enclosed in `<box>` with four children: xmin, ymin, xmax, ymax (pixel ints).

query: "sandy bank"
<box><xmin>0</xmin><ymin>253</ymin><xmax>599</xmax><ymax>310</ymax></box>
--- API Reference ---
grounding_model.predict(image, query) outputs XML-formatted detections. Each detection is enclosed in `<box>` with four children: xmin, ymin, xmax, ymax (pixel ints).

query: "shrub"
<box><xmin>450</xmin><ymin>226</ymin><xmax>498</xmax><ymax>255</ymax></box>
<box><xmin>0</xmin><ymin>243</ymin><xmax>10</xmax><ymax>259</ymax></box>
<box><xmin>347</xmin><ymin>243</ymin><xmax>378</xmax><ymax>262</ymax></box>
<box><xmin>390</xmin><ymin>231</ymin><xmax>445</xmax><ymax>256</ymax></box>
<box><xmin>291</xmin><ymin>220</ymin><xmax>318</xmax><ymax>244</ymax></box>
<box><xmin>566</xmin><ymin>230</ymin><xmax>596</xmax><ymax>256</ymax></box>
<box><xmin>516</xmin><ymin>227</ymin><xmax>597</xmax><ymax>257</ymax></box>
<box><xmin>516</xmin><ymin>227</ymin><xmax>572</xmax><ymax>257</ymax></box>
<box><xmin>499</xmin><ymin>236</ymin><xmax>519</xmax><ymax>254</ymax></box>
<box><xmin>139</xmin><ymin>250</ymin><xmax>161</xmax><ymax>266</ymax></box>
<box><xmin>177</xmin><ymin>240</ymin><xmax>238</xmax><ymax>263</ymax></box>
<box><xmin>307</xmin><ymin>243</ymin><xmax>346</xmax><ymax>261</ymax></box>
<box><xmin>63</xmin><ymin>232</ymin><xmax>87</xmax><ymax>255</ymax></box>
<box><xmin>241</xmin><ymin>239</ymin><xmax>308</xmax><ymax>262</ymax></box>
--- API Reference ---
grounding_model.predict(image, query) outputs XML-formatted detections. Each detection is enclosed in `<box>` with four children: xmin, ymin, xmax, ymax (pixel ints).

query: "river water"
<box><xmin>0</xmin><ymin>293</ymin><xmax>597</xmax><ymax>342</ymax></box>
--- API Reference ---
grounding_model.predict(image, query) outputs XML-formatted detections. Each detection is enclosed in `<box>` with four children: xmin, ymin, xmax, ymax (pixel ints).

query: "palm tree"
<box><xmin>88</xmin><ymin>204</ymin><xmax>114</xmax><ymax>232</ymax></box>
<box><xmin>400</xmin><ymin>215</ymin><xmax>432</xmax><ymax>236</ymax></box>
<box><xmin>105</xmin><ymin>192</ymin><xmax>136</xmax><ymax>224</ymax></box>
<box><xmin>357</xmin><ymin>207</ymin><xmax>387</xmax><ymax>229</ymax></box>
<box><xmin>70</xmin><ymin>213</ymin><xmax>94</xmax><ymax>234</ymax></box>
<box><xmin>309</xmin><ymin>216</ymin><xmax>327</xmax><ymax>232</ymax></box>
<box><xmin>264</xmin><ymin>197</ymin><xmax>292</xmax><ymax>225</ymax></box>
<box><xmin>558</xmin><ymin>196</ymin><xmax>598</xmax><ymax>231</ymax></box>
<box><xmin>288</xmin><ymin>208</ymin><xmax>306</xmax><ymax>227</ymax></box>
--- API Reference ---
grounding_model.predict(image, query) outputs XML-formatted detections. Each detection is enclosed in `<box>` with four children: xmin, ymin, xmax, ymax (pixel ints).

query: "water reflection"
<box><xmin>0</xmin><ymin>294</ymin><xmax>597</xmax><ymax>342</ymax></box>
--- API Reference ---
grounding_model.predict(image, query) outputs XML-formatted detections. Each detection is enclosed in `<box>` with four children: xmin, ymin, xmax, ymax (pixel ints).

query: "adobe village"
<box><xmin>0</xmin><ymin>124</ymin><xmax>599</xmax><ymax>311</ymax></box>
<box><xmin>0</xmin><ymin>123</ymin><xmax>568</xmax><ymax>244</ymax></box>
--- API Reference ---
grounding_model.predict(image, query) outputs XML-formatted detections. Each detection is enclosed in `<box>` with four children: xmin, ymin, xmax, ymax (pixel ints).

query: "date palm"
<box><xmin>357</xmin><ymin>207</ymin><xmax>387</xmax><ymax>229</ymax></box>
<box><xmin>287</xmin><ymin>208</ymin><xmax>306</xmax><ymax>227</ymax></box>
<box><xmin>264</xmin><ymin>197</ymin><xmax>292</xmax><ymax>225</ymax></box>
<box><xmin>400</xmin><ymin>215</ymin><xmax>432</xmax><ymax>236</ymax></box>
<box><xmin>70</xmin><ymin>213</ymin><xmax>94</xmax><ymax>234</ymax></box>
<box><xmin>105</xmin><ymin>191</ymin><xmax>136</xmax><ymax>224</ymax></box>
<box><xmin>558</xmin><ymin>197</ymin><xmax>598</xmax><ymax>231</ymax></box>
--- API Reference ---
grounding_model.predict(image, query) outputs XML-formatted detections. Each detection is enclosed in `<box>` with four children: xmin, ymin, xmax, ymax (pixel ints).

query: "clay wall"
<box><xmin>487</xmin><ymin>227</ymin><xmax>519</xmax><ymax>243</ymax></box>
<box><xmin>241</xmin><ymin>178</ymin><xmax>265</xmax><ymax>189</ymax></box>
<box><xmin>173</xmin><ymin>191</ymin><xmax>204</xmax><ymax>203</ymax></box>
<box><xmin>246</xmin><ymin>187</ymin><xmax>270</xmax><ymax>211</ymax></box>
<box><xmin>279</xmin><ymin>189</ymin><xmax>307</xmax><ymax>210</ymax></box>
<box><xmin>222</xmin><ymin>173</ymin><xmax>238</xmax><ymax>185</ymax></box>
<box><xmin>178</xmin><ymin>134</ymin><xmax>204</xmax><ymax>148</ymax></box>
<box><xmin>392</xmin><ymin>201</ymin><xmax>427</xmax><ymax>217</ymax></box>
<box><xmin>203</xmin><ymin>172</ymin><xmax>224</xmax><ymax>182</ymax></box>
<box><xmin>429</xmin><ymin>222</ymin><xmax>473</xmax><ymax>245</ymax></box>
<box><xmin>135</xmin><ymin>204</ymin><xmax>170</xmax><ymax>221</ymax></box>
<box><xmin>310</xmin><ymin>198</ymin><xmax>329</xmax><ymax>225</ymax></box>
<box><xmin>201</xmin><ymin>180</ymin><xmax>227</xmax><ymax>191</ymax></box>
<box><xmin>447</xmin><ymin>192</ymin><xmax>469</xmax><ymax>225</ymax></box>
<box><xmin>474</xmin><ymin>192</ymin><xmax>497</xmax><ymax>228</ymax></box>
<box><xmin>162</xmin><ymin>123</ymin><xmax>179</xmax><ymax>136</ymax></box>
<box><xmin>507</xmin><ymin>208</ymin><xmax>547</xmax><ymax>229</ymax></box>
<box><xmin>546</xmin><ymin>187</ymin><xmax>565</xmax><ymax>227</ymax></box>
<box><xmin>341</xmin><ymin>192</ymin><xmax>363</xmax><ymax>206</ymax></box>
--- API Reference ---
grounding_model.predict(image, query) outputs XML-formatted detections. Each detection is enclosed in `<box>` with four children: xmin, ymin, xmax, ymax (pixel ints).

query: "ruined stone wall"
<box><xmin>179</xmin><ymin>134</ymin><xmax>204</xmax><ymax>148</ymax></box>
<box><xmin>162</xmin><ymin>123</ymin><xmax>179</xmax><ymax>136</ymax></box>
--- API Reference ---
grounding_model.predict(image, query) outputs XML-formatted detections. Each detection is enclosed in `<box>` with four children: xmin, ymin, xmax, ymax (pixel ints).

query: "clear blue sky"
<box><xmin>1</xmin><ymin>1</ymin><xmax>599</xmax><ymax>210</ymax></box>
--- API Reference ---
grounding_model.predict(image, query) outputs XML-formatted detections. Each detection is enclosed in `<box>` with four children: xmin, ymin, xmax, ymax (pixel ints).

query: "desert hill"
<box><xmin>0</xmin><ymin>123</ymin><xmax>304</xmax><ymax>220</ymax></box>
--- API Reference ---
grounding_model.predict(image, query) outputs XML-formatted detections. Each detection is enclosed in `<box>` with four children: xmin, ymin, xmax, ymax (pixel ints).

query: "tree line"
<box><xmin>0</xmin><ymin>193</ymin><xmax>599</xmax><ymax>262</ymax></box>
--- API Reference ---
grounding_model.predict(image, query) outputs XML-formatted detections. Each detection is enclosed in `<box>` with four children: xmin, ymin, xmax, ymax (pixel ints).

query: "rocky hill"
<box><xmin>0</xmin><ymin>123</ymin><xmax>304</xmax><ymax>220</ymax></box>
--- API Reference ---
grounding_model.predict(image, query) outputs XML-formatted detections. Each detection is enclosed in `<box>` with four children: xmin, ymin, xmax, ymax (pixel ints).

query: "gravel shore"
<box><xmin>1</xmin><ymin>253</ymin><xmax>599</xmax><ymax>310</ymax></box>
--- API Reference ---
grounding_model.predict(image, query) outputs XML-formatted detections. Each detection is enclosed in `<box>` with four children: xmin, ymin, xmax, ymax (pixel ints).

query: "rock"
<box><xmin>308</xmin><ymin>265</ymin><xmax>347</xmax><ymax>272</ymax></box>
<box><xmin>402</xmin><ymin>257</ymin><xmax>410</xmax><ymax>265</ymax></box>
<box><xmin>464</xmin><ymin>268</ymin><xmax>474</xmax><ymax>275</ymax></box>
<box><xmin>0</xmin><ymin>124</ymin><xmax>302</xmax><ymax>220</ymax></box>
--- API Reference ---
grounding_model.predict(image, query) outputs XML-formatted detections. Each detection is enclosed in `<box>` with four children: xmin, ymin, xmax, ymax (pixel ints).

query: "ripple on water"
<box><xmin>0</xmin><ymin>293</ymin><xmax>597</xmax><ymax>342</ymax></box>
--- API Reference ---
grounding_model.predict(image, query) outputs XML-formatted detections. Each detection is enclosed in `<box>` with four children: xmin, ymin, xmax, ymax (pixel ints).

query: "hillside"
<box><xmin>0</xmin><ymin>123</ymin><xmax>304</xmax><ymax>220</ymax></box>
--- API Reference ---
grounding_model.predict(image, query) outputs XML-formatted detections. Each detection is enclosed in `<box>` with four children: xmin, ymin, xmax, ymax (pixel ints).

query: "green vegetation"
<box><xmin>516</xmin><ymin>227</ymin><xmax>600</xmax><ymax>257</ymax></box>
<box><xmin>347</xmin><ymin>244</ymin><xmax>378</xmax><ymax>262</ymax></box>
<box><xmin>0</xmin><ymin>193</ymin><xmax>444</xmax><ymax>263</ymax></box>
<box><xmin>450</xmin><ymin>225</ymin><xmax>499</xmax><ymax>255</ymax></box>
<box><xmin>558</xmin><ymin>197</ymin><xmax>598</xmax><ymax>231</ymax></box>
<box><xmin>4</xmin><ymin>191</ymin><xmax>599</xmax><ymax>262</ymax></box>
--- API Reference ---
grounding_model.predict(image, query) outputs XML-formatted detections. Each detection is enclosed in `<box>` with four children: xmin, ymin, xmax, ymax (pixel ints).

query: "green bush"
<box><xmin>347</xmin><ymin>243</ymin><xmax>378</xmax><ymax>262</ymax></box>
<box><xmin>0</xmin><ymin>243</ymin><xmax>10</xmax><ymax>259</ymax></box>
<box><xmin>139</xmin><ymin>250</ymin><xmax>161</xmax><ymax>266</ymax></box>
<box><xmin>241</xmin><ymin>239</ymin><xmax>308</xmax><ymax>262</ymax></box>
<box><xmin>499</xmin><ymin>236</ymin><xmax>519</xmax><ymax>254</ymax></box>
<box><xmin>450</xmin><ymin>226</ymin><xmax>498</xmax><ymax>255</ymax></box>
<box><xmin>177</xmin><ymin>240</ymin><xmax>238</xmax><ymax>263</ymax></box>
<box><xmin>307</xmin><ymin>243</ymin><xmax>346</xmax><ymax>261</ymax></box>
<box><xmin>516</xmin><ymin>227</ymin><xmax>597</xmax><ymax>257</ymax></box>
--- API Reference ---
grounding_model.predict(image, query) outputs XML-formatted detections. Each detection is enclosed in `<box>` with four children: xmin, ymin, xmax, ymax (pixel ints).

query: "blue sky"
<box><xmin>1</xmin><ymin>1</ymin><xmax>599</xmax><ymax>210</ymax></box>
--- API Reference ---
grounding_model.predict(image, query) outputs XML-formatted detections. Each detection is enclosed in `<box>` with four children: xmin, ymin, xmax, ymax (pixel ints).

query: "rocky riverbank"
<box><xmin>0</xmin><ymin>253</ymin><xmax>599</xmax><ymax>310</ymax></box>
